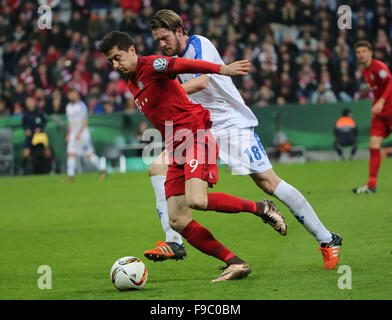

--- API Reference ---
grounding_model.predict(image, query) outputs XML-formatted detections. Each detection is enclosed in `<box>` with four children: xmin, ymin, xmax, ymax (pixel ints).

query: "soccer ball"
<box><xmin>110</xmin><ymin>256</ymin><xmax>148</xmax><ymax>291</ymax></box>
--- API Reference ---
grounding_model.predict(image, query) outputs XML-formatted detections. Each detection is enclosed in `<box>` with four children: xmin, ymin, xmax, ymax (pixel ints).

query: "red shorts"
<box><xmin>165</xmin><ymin>131</ymin><xmax>219</xmax><ymax>199</ymax></box>
<box><xmin>370</xmin><ymin>116</ymin><xmax>392</xmax><ymax>138</ymax></box>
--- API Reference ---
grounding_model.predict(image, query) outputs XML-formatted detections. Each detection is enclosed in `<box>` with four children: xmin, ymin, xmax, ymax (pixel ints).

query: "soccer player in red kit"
<box><xmin>353</xmin><ymin>40</ymin><xmax>392</xmax><ymax>194</ymax></box>
<box><xmin>98</xmin><ymin>31</ymin><xmax>287</xmax><ymax>282</ymax></box>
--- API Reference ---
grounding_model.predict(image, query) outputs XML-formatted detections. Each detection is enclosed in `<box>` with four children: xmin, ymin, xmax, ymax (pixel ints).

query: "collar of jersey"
<box><xmin>181</xmin><ymin>35</ymin><xmax>198</xmax><ymax>57</ymax></box>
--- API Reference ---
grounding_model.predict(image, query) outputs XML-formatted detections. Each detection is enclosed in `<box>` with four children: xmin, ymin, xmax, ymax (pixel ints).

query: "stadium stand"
<box><xmin>1</xmin><ymin>0</ymin><xmax>390</xmax><ymax>118</ymax></box>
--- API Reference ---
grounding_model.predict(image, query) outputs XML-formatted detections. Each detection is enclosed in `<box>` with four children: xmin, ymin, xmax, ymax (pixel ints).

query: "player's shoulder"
<box><xmin>189</xmin><ymin>34</ymin><xmax>210</xmax><ymax>43</ymax></box>
<box><xmin>188</xmin><ymin>35</ymin><xmax>215</xmax><ymax>50</ymax></box>
<box><xmin>138</xmin><ymin>55</ymin><xmax>171</xmax><ymax>72</ymax></box>
<box><xmin>65</xmin><ymin>102</ymin><xmax>74</xmax><ymax>110</ymax></box>
<box><xmin>139</xmin><ymin>55</ymin><xmax>159</xmax><ymax>64</ymax></box>
<box><xmin>371</xmin><ymin>59</ymin><xmax>391</xmax><ymax>78</ymax></box>
<box><xmin>372</xmin><ymin>59</ymin><xmax>389</xmax><ymax>70</ymax></box>
<box><xmin>183</xmin><ymin>34</ymin><xmax>219</xmax><ymax>61</ymax></box>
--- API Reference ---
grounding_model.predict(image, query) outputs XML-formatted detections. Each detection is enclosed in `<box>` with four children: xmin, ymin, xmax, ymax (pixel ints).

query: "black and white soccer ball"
<box><xmin>110</xmin><ymin>256</ymin><xmax>148</xmax><ymax>291</ymax></box>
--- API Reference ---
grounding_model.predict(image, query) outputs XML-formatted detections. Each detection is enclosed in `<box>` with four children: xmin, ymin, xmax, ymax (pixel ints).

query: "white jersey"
<box><xmin>66</xmin><ymin>100</ymin><xmax>89</xmax><ymax>134</ymax></box>
<box><xmin>65</xmin><ymin>100</ymin><xmax>95</xmax><ymax>155</ymax></box>
<box><xmin>179</xmin><ymin>35</ymin><xmax>258</xmax><ymax>130</ymax></box>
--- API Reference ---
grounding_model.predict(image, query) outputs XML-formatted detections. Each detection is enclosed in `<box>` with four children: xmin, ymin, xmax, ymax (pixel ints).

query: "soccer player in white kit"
<box><xmin>64</xmin><ymin>88</ymin><xmax>107</xmax><ymax>182</ymax></box>
<box><xmin>144</xmin><ymin>10</ymin><xmax>342</xmax><ymax>269</ymax></box>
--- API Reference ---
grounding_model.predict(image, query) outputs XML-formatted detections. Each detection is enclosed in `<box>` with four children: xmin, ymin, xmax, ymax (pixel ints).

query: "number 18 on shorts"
<box><xmin>212</xmin><ymin>127</ymin><xmax>272</xmax><ymax>176</ymax></box>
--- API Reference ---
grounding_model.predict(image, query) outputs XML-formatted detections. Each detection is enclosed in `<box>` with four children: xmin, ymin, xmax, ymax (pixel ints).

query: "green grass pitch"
<box><xmin>0</xmin><ymin>159</ymin><xmax>391</xmax><ymax>300</ymax></box>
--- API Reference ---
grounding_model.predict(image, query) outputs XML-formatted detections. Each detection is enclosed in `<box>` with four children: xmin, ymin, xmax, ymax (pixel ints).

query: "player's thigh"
<box><xmin>149</xmin><ymin>149</ymin><xmax>169</xmax><ymax>177</ymax></box>
<box><xmin>166</xmin><ymin>195</ymin><xmax>193</xmax><ymax>233</ymax></box>
<box><xmin>185</xmin><ymin>178</ymin><xmax>208</xmax><ymax>210</ymax></box>
<box><xmin>250</xmin><ymin>168</ymin><xmax>282</xmax><ymax>195</ymax></box>
<box><xmin>370</xmin><ymin>117</ymin><xmax>389</xmax><ymax>145</ymax></box>
<box><xmin>67</xmin><ymin>137</ymin><xmax>82</xmax><ymax>155</ymax></box>
<box><xmin>214</xmin><ymin>127</ymin><xmax>272</xmax><ymax>175</ymax></box>
<box><xmin>81</xmin><ymin>133</ymin><xmax>95</xmax><ymax>156</ymax></box>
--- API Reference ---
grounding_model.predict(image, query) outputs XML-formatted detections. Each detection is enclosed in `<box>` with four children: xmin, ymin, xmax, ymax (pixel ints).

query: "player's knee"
<box><xmin>168</xmin><ymin>217</ymin><xmax>185</xmax><ymax>233</ymax></box>
<box><xmin>148</xmin><ymin>161</ymin><xmax>168</xmax><ymax>177</ymax></box>
<box><xmin>369</xmin><ymin>142</ymin><xmax>381</xmax><ymax>149</ymax></box>
<box><xmin>186</xmin><ymin>193</ymin><xmax>208</xmax><ymax>210</ymax></box>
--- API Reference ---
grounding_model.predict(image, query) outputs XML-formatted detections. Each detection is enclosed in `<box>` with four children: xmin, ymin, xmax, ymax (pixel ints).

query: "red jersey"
<box><xmin>361</xmin><ymin>59</ymin><xmax>392</xmax><ymax>117</ymax></box>
<box><xmin>127</xmin><ymin>56</ymin><xmax>221</xmax><ymax>141</ymax></box>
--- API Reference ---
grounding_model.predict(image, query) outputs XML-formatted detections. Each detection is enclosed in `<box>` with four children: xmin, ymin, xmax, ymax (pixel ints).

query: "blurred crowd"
<box><xmin>0</xmin><ymin>0</ymin><xmax>391</xmax><ymax>119</ymax></box>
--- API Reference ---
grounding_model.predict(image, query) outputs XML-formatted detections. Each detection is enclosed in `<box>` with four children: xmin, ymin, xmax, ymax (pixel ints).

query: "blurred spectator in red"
<box><xmin>11</xmin><ymin>102</ymin><xmax>23</xmax><ymax>119</ymax></box>
<box><xmin>69</xmin><ymin>71</ymin><xmax>88</xmax><ymax>97</ymax></box>
<box><xmin>46</xmin><ymin>45</ymin><xmax>61</xmax><ymax>65</ymax></box>
<box><xmin>34</xmin><ymin>64</ymin><xmax>52</xmax><ymax>94</ymax></box>
<box><xmin>121</xmin><ymin>0</ymin><xmax>142</xmax><ymax>15</ymax></box>
<box><xmin>18</xmin><ymin>66</ymin><xmax>35</xmax><ymax>94</ymax></box>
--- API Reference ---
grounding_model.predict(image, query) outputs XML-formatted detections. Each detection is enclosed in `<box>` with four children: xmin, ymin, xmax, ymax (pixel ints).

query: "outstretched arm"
<box><xmin>219</xmin><ymin>60</ymin><xmax>251</xmax><ymax>76</ymax></box>
<box><xmin>171</xmin><ymin>57</ymin><xmax>250</xmax><ymax>78</ymax></box>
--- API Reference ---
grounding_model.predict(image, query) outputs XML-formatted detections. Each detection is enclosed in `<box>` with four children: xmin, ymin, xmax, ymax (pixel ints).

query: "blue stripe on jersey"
<box><xmin>182</xmin><ymin>35</ymin><xmax>203</xmax><ymax>77</ymax></box>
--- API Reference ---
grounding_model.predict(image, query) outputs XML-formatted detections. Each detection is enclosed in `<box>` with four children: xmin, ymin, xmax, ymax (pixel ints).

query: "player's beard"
<box><xmin>164</xmin><ymin>37</ymin><xmax>182</xmax><ymax>57</ymax></box>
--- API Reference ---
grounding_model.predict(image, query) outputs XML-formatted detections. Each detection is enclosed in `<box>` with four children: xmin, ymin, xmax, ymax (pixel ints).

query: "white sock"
<box><xmin>273</xmin><ymin>180</ymin><xmax>332</xmax><ymax>244</ymax></box>
<box><xmin>66</xmin><ymin>156</ymin><xmax>76</xmax><ymax>177</ymax></box>
<box><xmin>150</xmin><ymin>175</ymin><xmax>183</xmax><ymax>244</ymax></box>
<box><xmin>88</xmin><ymin>154</ymin><xmax>101</xmax><ymax>171</ymax></box>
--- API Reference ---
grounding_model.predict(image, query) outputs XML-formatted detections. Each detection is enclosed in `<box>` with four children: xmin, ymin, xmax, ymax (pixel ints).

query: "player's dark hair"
<box><xmin>150</xmin><ymin>9</ymin><xmax>188</xmax><ymax>35</ymax></box>
<box><xmin>98</xmin><ymin>31</ymin><xmax>135</xmax><ymax>54</ymax></box>
<box><xmin>354</xmin><ymin>40</ymin><xmax>372</xmax><ymax>51</ymax></box>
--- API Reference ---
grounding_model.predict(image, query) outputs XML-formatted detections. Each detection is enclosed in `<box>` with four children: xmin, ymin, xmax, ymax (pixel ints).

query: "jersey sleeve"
<box><xmin>375</xmin><ymin>61</ymin><xmax>392</xmax><ymax>84</ymax></box>
<box><xmin>187</xmin><ymin>36</ymin><xmax>223</xmax><ymax>77</ymax></box>
<box><xmin>149</xmin><ymin>56</ymin><xmax>177</xmax><ymax>80</ymax></box>
<box><xmin>376</xmin><ymin>61</ymin><xmax>392</xmax><ymax>101</ymax></box>
<box><xmin>170</xmin><ymin>57</ymin><xmax>221</xmax><ymax>78</ymax></box>
<box><xmin>149</xmin><ymin>55</ymin><xmax>221</xmax><ymax>79</ymax></box>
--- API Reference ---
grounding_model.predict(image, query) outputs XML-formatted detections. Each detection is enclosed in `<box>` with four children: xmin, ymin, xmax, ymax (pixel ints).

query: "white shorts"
<box><xmin>67</xmin><ymin>130</ymin><xmax>95</xmax><ymax>156</ymax></box>
<box><xmin>211</xmin><ymin>127</ymin><xmax>272</xmax><ymax>175</ymax></box>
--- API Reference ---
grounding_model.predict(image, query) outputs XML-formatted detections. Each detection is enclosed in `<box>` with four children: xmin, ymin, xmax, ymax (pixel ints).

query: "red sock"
<box><xmin>180</xmin><ymin>220</ymin><xmax>235</xmax><ymax>263</ymax></box>
<box><xmin>368</xmin><ymin>148</ymin><xmax>381</xmax><ymax>189</ymax></box>
<box><xmin>207</xmin><ymin>193</ymin><xmax>257</xmax><ymax>213</ymax></box>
